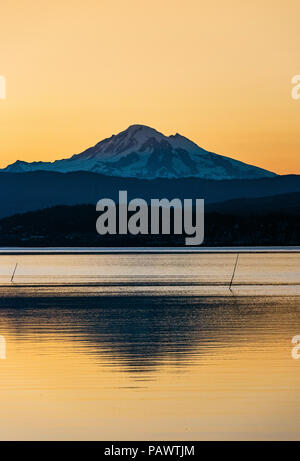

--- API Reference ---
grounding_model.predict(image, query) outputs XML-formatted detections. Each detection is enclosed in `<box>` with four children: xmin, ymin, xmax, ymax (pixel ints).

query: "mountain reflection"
<box><xmin>0</xmin><ymin>295</ymin><xmax>297</xmax><ymax>374</ymax></box>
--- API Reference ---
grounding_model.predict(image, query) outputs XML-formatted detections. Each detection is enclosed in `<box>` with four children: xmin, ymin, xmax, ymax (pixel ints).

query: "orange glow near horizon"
<box><xmin>0</xmin><ymin>0</ymin><xmax>299</xmax><ymax>174</ymax></box>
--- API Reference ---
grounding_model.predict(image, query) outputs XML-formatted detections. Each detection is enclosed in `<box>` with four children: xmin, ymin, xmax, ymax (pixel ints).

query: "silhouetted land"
<box><xmin>0</xmin><ymin>171</ymin><xmax>300</xmax><ymax>218</ymax></box>
<box><xmin>0</xmin><ymin>193</ymin><xmax>299</xmax><ymax>246</ymax></box>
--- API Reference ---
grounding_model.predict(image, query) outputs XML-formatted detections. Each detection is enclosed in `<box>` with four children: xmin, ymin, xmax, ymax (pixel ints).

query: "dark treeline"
<box><xmin>0</xmin><ymin>204</ymin><xmax>299</xmax><ymax>246</ymax></box>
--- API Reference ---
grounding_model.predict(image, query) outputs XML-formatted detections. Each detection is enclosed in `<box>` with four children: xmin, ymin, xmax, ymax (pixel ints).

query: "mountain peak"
<box><xmin>126</xmin><ymin>124</ymin><xmax>155</xmax><ymax>131</ymax></box>
<box><xmin>121</xmin><ymin>124</ymin><xmax>165</xmax><ymax>140</ymax></box>
<box><xmin>2</xmin><ymin>124</ymin><xmax>277</xmax><ymax>180</ymax></box>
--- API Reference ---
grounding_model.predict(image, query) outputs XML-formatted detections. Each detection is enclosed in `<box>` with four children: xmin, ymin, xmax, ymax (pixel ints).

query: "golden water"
<box><xmin>0</xmin><ymin>292</ymin><xmax>299</xmax><ymax>440</ymax></box>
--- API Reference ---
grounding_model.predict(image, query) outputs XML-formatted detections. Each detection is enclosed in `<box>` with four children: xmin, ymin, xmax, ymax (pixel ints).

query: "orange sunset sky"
<box><xmin>0</xmin><ymin>0</ymin><xmax>299</xmax><ymax>174</ymax></box>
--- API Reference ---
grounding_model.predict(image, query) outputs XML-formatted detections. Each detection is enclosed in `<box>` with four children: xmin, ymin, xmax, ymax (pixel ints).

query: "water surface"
<box><xmin>0</xmin><ymin>293</ymin><xmax>299</xmax><ymax>440</ymax></box>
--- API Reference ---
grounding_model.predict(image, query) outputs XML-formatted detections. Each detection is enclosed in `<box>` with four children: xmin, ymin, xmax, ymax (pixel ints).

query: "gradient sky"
<box><xmin>0</xmin><ymin>0</ymin><xmax>299</xmax><ymax>174</ymax></box>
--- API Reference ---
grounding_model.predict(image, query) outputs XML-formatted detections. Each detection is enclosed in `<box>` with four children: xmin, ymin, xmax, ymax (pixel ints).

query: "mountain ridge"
<box><xmin>2</xmin><ymin>124</ymin><xmax>276</xmax><ymax>180</ymax></box>
<box><xmin>0</xmin><ymin>170</ymin><xmax>298</xmax><ymax>219</ymax></box>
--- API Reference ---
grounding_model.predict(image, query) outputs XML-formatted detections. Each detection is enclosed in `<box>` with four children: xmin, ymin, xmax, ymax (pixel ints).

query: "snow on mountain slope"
<box><xmin>2</xmin><ymin>124</ymin><xmax>277</xmax><ymax>180</ymax></box>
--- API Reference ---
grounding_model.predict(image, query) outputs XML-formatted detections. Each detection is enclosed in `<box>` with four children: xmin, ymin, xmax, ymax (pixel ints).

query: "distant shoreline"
<box><xmin>0</xmin><ymin>246</ymin><xmax>299</xmax><ymax>254</ymax></box>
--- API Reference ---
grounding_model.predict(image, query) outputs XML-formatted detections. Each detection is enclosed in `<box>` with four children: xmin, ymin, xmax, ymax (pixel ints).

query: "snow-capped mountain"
<box><xmin>2</xmin><ymin>124</ymin><xmax>276</xmax><ymax>180</ymax></box>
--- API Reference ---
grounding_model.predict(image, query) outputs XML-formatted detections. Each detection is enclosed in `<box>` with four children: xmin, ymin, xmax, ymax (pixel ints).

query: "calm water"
<box><xmin>0</xmin><ymin>292</ymin><xmax>299</xmax><ymax>440</ymax></box>
<box><xmin>0</xmin><ymin>253</ymin><xmax>300</xmax><ymax>286</ymax></box>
